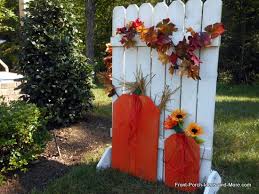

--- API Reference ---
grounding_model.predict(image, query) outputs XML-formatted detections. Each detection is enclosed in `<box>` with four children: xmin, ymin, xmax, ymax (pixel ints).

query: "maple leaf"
<box><xmin>188</xmin><ymin>33</ymin><xmax>202</xmax><ymax>51</ymax></box>
<box><xmin>135</xmin><ymin>23</ymin><xmax>146</xmax><ymax>34</ymax></box>
<box><xmin>205</xmin><ymin>22</ymin><xmax>225</xmax><ymax>39</ymax></box>
<box><xmin>119</xmin><ymin>30</ymin><xmax>137</xmax><ymax>48</ymax></box>
<box><xmin>199</xmin><ymin>32</ymin><xmax>211</xmax><ymax>47</ymax></box>
<box><xmin>186</xmin><ymin>27</ymin><xmax>196</xmax><ymax>36</ymax></box>
<box><xmin>190</xmin><ymin>53</ymin><xmax>202</xmax><ymax>65</ymax></box>
<box><xmin>179</xmin><ymin>59</ymin><xmax>200</xmax><ymax>80</ymax></box>
<box><xmin>188</xmin><ymin>32</ymin><xmax>212</xmax><ymax>51</ymax></box>
<box><xmin>103</xmin><ymin>56</ymin><xmax>112</xmax><ymax>66</ymax></box>
<box><xmin>141</xmin><ymin>26</ymin><xmax>158</xmax><ymax>48</ymax></box>
<box><xmin>124</xmin><ymin>39</ymin><xmax>137</xmax><ymax>48</ymax></box>
<box><xmin>156</xmin><ymin>18</ymin><xmax>177</xmax><ymax>36</ymax></box>
<box><xmin>156</xmin><ymin>33</ymin><xmax>172</xmax><ymax>52</ymax></box>
<box><xmin>188</xmin><ymin>64</ymin><xmax>201</xmax><ymax>80</ymax></box>
<box><xmin>138</xmin><ymin>26</ymin><xmax>149</xmax><ymax>39</ymax></box>
<box><xmin>169</xmin><ymin>65</ymin><xmax>175</xmax><ymax>75</ymax></box>
<box><xmin>175</xmin><ymin>38</ymin><xmax>189</xmax><ymax>58</ymax></box>
<box><xmin>116</xmin><ymin>27</ymin><xmax>127</xmax><ymax>34</ymax></box>
<box><xmin>105</xmin><ymin>43</ymin><xmax>112</xmax><ymax>54</ymax></box>
<box><xmin>179</xmin><ymin>59</ymin><xmax>192</xmax><ymax>72</ymax></box>
<box><xmin>158</xmin><ymin>52</ymin><xmax>170</xmax><ymax>65</ymax></box>
<box><xmin>132</xmin><ymin>18</ymin><xmax>144</xmax><ymax>29</ymax></box>
<box><xmin>169</xmin><ymin>52</ymin><xmax>178</xmax><ymax>65</ymax></box>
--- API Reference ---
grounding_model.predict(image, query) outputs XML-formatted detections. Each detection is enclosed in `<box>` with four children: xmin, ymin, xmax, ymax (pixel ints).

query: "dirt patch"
<box><xmin>0</xmin><ymin>115</ymin><xmax>112</xmax><ymax>194</ymax></box>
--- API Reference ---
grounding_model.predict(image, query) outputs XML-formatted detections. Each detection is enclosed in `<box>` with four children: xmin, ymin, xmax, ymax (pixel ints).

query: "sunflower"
<box><xmin>164</xmin><ymin>116</ymin><xmax>178</xmax><ymax>129</ymax></box>
<box><xmin>185</xmin><ymin>122</ymin><xmax>204</xmax><ymax>137</ymax></box>
<box><xmin>171</xmin><ymin>109</ymin><xmax>187</xmax><ymax>122</ymax></box>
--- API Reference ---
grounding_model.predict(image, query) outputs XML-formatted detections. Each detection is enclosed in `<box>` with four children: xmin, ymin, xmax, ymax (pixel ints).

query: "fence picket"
<box><xmin>112</xmin><ymin>6</ymin><xmax>126</xmax><ymax>100</ymax></box>
<box><xmin>124</xmin><ymin>5</ymin><xmax>139</xmax><ymax>91</ymax></box>
<box><xmin>139</xmin><ymin>3</ymin><xmax>153</xmax><ymax>96</ymax></box>
<box><xmin>198</xmin><ymin>0</ymin><xmax>223</xmax><ymax>183</ymax></box>
<box><xmin>181</xmin><ymin>0</ymin><xmax>203</xmax><ymax>126</ymax></box>
<box><xmin>152</xmin><ymin>2</ymin><xmax>169</xmax><ymax>181</ymax></box>
<box><xmin>165</xmin><ymin>0</ymin><xmax>185</xmax><ymax>139</ymax></box>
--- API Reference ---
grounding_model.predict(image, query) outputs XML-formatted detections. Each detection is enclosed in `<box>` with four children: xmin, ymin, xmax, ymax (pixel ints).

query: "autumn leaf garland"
<box><xmin>116</xmin><ymin>18</ymin><xmax>225</xmax><ymax>80</ymax></box>
<box><xmin>99</xmin><ymin>18</ymin><xmax>224</xmax><ymax>97</ymax></box>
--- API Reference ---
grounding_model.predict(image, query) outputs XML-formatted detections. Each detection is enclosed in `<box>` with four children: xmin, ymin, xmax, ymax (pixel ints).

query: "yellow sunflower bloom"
<box><xmin>171</xmin><ymin>109</ymin><xmax>187</xmax><ymax>122</ymax></box>
<box><xmin>185</xmin><ymin>122</ymin><xmax>204</xmax><ymax>137</ymax></box>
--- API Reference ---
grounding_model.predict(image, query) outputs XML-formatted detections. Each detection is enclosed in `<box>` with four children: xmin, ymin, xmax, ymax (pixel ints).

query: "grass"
<box><xmin>33</xmin><ymin>84</ymin><xmax>258</xmax><ymax>194</ymax></box>
<box><xmin>92</xmin><ymin>86</ymin><xmax>112</xmax><ymax>117</ymax></box>
<box><xmin>213</xmin><ymin>84</ymin><xmax>259</xmax><ymax>193</ymax></box>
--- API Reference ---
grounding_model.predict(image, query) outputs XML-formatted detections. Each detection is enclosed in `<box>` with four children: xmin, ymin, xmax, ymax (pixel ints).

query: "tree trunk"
<box><xmin>85</xmin><ymin>0</ymin><xmax>95</xmax><ymax>63</ymax></box>
<box><xmin>240</xmin><ymin>0</ymin><xmax>247</xmax><ymax>82</ymax></box>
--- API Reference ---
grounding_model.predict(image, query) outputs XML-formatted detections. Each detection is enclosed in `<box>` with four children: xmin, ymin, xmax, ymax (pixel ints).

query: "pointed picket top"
<box><xmin>112</xmin><ymin>6</ymin><xmax>126</xmax><ymax>36</ymax></box>
<box><xmin>168</xmin><ymin>0</ymin><xmax>185</xmax><ymax>45</ymax></box>
<box><xmin>138</xmin><ymin>3</ymin><xmax>153</xmax><ymax>96</ymax></box>
<box><xmin>126</xmin><ymin>4</ymin><xmax>139</xmax><ymax>23</ymax></box>
<box><xmin>203</xmin><ymin>0</ymin><xmax>223</xmax><ymax>46</ymax></box>
<box><xmin>139</xmin><ymin>3</ymin><xmax>153</xmax><ymax>28</ymax></box>
<box><xmin>203</xmin><ymin>0</ymin><xmax>222</xmax><ymax>27</ymax></box>
<box><xmin>153</xmin><ymin>2</ymin><xmax>168</xmax><ymax>25</ymax></box>
<box><xmin>185</xmin><ymin>0</ymin><xmax>203</xmax><ymax>33</ymax></box>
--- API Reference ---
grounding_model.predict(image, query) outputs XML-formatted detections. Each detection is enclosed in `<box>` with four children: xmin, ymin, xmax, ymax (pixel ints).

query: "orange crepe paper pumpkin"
<box><xmin>165</xmin><ymin>133</ymin><xmax>200</xmax><ymax>192</ymax></box>
<box><xmin>112</xmin><ymin>94</ymin><xmax>160</xmax><ymax>182</ymax></box>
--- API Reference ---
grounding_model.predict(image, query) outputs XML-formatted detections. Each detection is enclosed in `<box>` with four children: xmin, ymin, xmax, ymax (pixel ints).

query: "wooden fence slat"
<box><xmin>181</xmin><ymin>0</ymin><xmax>203</xmax><ymax>126</ymax></box>
<box><xmin>152</xmin><ymin>2</ymin><xmax>169</xmax><ymax>182</ymax></box>
<box><xmin>163</xmin><ymin>0</ymin><xmax>186</xmax><ymax>182</ymax></box>
<box><xmin>112</xmin><ymin>6</ymin><xmax>126</xmax><ymax>100</ymax></box>
<box><xmin>165</xmin><ymin>0</ymin><xmax>185</xmax><ymax>139</ymax></box>
<box><xmin>139</xmin><ymin>3</ymin><xmax>153</xmax><ymax>96</ymax></box>
<box><xmin>112</xmin><ymin>6</ymin><xmax>126</xmax><ymax>36</ymax></box>
<box><xmin>124</xmin><ymin>5</ymin><xmax>139</xmax><ymax>90</ymax></box>
<box><xmin>198</xmin><ymin>0</ymin><xmax>223</xmax><ymax>183</ymax></box>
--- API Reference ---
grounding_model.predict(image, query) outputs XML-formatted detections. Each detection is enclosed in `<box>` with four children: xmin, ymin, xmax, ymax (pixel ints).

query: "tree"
<box><xmin>219</xmin><ymin>0</ymin><xmax>259</xmax><ymax>83</ymax></box>
<box><xmin>19</xmin><ymin>0</ymin><xmax>94</xmax><ymax>126</ymax></box>
<box><xmin>85</xmin><ymin>0</ymin><xmax>95</xmax><ymax>62</ymax></box>
<box><xmin>0</xmin><ymin>0</ymin><xmax>19</xmax><ymax>71</ymax></box>
<box><xmin>0</xmin><ymin>0</ymin><xmax>17</xmax><ymax>32</ymax></box>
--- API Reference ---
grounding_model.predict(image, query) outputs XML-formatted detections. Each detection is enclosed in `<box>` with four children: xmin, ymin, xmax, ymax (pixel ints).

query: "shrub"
<box><xmin>0</xmin><ymin>100</ymin><xmax>49</xmax><ymax>173</ymax></box>
<box><xmin>19</xmin><ymin>0</ymin><xmax>94</xmax><ymax>126</ymax></box>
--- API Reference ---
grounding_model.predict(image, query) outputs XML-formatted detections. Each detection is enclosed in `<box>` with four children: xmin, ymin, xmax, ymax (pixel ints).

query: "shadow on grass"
<box><xmin>215</xmin><ymin>100</ymin><xmax>259</xmax><ymax>120</ymax></box>
<box><xmin>217</xmin><ymin>84</ymin><xmax>259</xmax><ymax>98</ymax></box>
<box><xmin>32</xmin><ymin>161</ymin><xmax>203</xmax><ymax>194</ymax></box>
<box><xmin>0</xmin><ymin>159</ymin><xmax>70</xmax><ymax>194</ymax></box>
<box><xmin>212</xmin><ymin>155</ymin><xmax>259</xmax><ymax>194</ymax></box>
<box><xmin>213</xmin><ymin>96</ymin><xmax>259</xmax><ymax>193</ymax></box>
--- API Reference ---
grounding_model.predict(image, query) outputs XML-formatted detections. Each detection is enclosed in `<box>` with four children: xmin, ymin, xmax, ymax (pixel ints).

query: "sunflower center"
<box><xmin>191</xmin><ymin>128</ymin><xmax>198</xmax><ymax>134</ymax></box>
<box><xmin>176</xmin><ymin>114</ymin><xmax>183</xmax><ymax>119</ymax></box>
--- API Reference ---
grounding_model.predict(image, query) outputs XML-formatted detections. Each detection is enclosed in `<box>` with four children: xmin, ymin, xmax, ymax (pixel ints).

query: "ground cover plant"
<box><xmin>0</xmin><ymin>100</ymin><xmax>48</xmax><ymax>179</ymax></box>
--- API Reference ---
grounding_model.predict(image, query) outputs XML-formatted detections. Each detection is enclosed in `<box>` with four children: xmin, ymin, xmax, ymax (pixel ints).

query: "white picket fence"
<box><xmin>98</xmin><ymin>0</ymin><xmax>223</xmax><ymax>193</ymax></box>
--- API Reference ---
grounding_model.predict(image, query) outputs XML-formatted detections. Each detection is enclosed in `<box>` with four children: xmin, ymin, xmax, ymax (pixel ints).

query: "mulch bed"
<box><xmin>0</xmin><ymin>115</ymin><xmax>111</xmax><ymax>194</ymax></box>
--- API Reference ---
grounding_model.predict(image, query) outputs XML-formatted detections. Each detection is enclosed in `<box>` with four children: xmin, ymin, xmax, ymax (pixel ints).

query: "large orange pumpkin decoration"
<box><xmin>164</xmin><ymin>133</ymin><xmax>200</xmax><ymax>192</ymax></box>
<box><xmin>112</xmin><ymin>94</ymin><xmax>160</xmax><ymax>182</ymax></box>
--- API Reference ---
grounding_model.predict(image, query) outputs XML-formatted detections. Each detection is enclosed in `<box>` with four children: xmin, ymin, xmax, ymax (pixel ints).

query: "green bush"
<box><xmin>0</xmin><ymin>100</ymin><xmax>49</xmax><ymax>173</ymax></box>
<box><xmin>19</xmin><ymin>0</ymin><xmax>94</xmax><ymax>126</ymax></box>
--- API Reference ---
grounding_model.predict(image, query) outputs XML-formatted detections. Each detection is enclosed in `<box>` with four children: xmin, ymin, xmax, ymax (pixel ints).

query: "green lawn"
<box><xmin>33</xmin><ymin>84</ymin><xmax>259</xmax><ymax>194</ymax></box>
